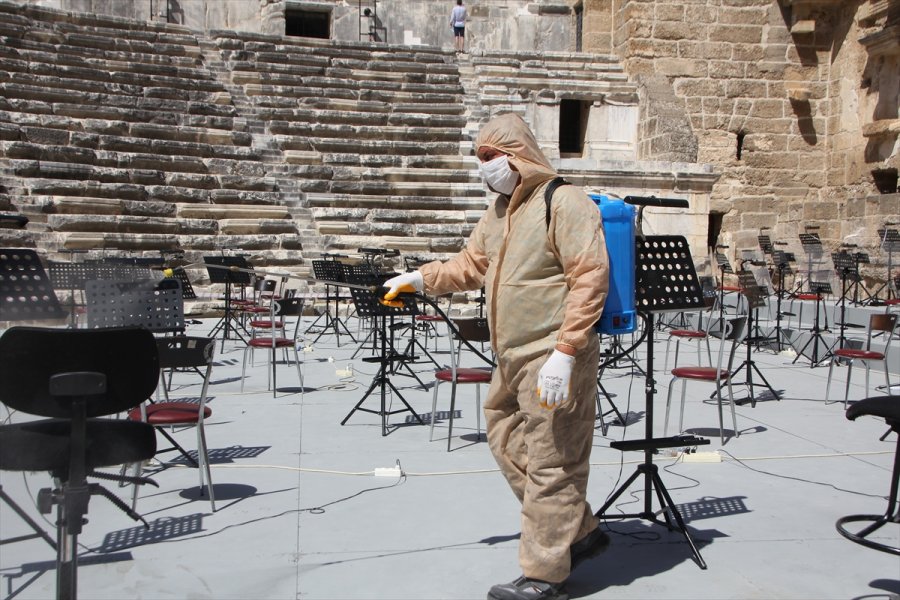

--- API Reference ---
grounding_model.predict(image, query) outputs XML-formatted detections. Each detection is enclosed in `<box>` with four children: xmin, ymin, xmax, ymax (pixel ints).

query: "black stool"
<box><xmin>0</xmin><ymin>327</ymin><xmax>160</xmax><ymax>600</ymax></box>
<box><xmin>837</xmin><ymin>395</ymin><xmax>900</xmax><ymax>556</ymax></box>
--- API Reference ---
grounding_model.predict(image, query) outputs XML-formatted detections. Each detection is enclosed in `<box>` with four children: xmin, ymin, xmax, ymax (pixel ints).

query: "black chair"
<box><xmin>128</xmin><ymin>336</ymin><xmax>217</xmax><ymax>511</ymax></box>
<box><xmin>837</xmin><ymin>396</ymin><xmax>900</xmax><ymax>556</ymax></box>
<box><xmin>0</xmin><ymin>326</ymin><xmax>160</xmax><ymax>600</ymax></box>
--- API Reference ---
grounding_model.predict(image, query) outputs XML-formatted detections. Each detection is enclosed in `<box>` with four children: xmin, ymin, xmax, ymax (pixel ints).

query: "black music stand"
<box><xmin>771</xmin><ymin>250</ymin><xmax>796</xmax><ymax>351</ymax></box>
<box><xmin>758</xmin><ymin>234</ymin><xmax>773</xmax><ymax>256</ymax></box>
<box><xmin>0</xmin><ymin>249</ymin><xmax>66</xmax><ymax>553</ymax></box>
<box><xmin>205</xmin><ymin>255</ymin><xmax>251</xmax><ymax>348</ymax></box>
<box><xmin>871</xmin><ymin>229</ymin><xmax>900</xmax><ymax>303</ymax></box>
<box><xmin>340</xmin><ymin>279</ymin><xmax>425</xmax><ymax>436</ymax></box>
<box><xmin>791</xmin><ymin>281</ymin><xmax>833</xmax><ymax>367</ymax></box>
<box><xmin>307</xmin><ymin>259</ymin><xmax>356</xmax><ymax>346</ymax></box>
<box><xmin>713</xmin><ymin>250</ymin><xmax>735</xmax><ymax>326</ymax></box>
<box><xmin>596</xmin><ymin>235</ymin><xmax>711</xmax><ymax>569</ymax></box>
<box><xmin>831</xmin><ymin>251</ymin><xmax>865</xmax><ymax>350</ymax></box>
<box><xmin>799</xmin><ymin>232</ymin><xmax>824</xmax><ymax>291</ymax></box>
<box><xmin>730</xmin><ymin>271</ymin><xmax>779</xmax><ymax>405</ymax></box>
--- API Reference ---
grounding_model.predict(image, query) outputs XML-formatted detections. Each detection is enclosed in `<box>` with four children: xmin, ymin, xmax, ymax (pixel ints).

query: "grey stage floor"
<box><xmin>1</xmin><ymin>313</ymin><xmax>898</xmax><ymax>599</ymax></box>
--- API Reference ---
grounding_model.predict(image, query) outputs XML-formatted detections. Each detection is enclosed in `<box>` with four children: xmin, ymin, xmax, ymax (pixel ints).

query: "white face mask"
<box><xmin>479</xmin><ymin>154</ymin><xmax>519</xmax><ymax>196</ymax></box>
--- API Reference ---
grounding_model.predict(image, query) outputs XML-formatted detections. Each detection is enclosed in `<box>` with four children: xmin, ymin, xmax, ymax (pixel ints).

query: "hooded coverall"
<box><xmin>418</xmin><ymin>114</ymin><xmax>609</xmax><ymax>583</ymax></box>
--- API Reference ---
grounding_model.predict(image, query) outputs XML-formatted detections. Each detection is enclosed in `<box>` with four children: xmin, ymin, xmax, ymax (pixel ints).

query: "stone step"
<box><xmin>311</xmin><ymin>206</ymin><xmax>477</xmax><ymax>225</ymax></box>
<box><xmin>3</xmin><ymin>141</ymin><xmax>269</xmax><ymax>178</ymax></box>
<box><xmin>242</xmin><ymin>82</ymin><xmax>463</xmax><ymax>106</ymax></box>
<box><xmin>253</xmin><ymin>106</ymin><xmax>468</xmax><ymax>129</ymax></box>
<box><xmin>0</xmin><ymin>53</ymin><xmax>225</xmax><ymax>94</ymax></box>
<box><xmin>12</xmin><ymin>177</ymin><xmax>283</xmax><ymax>205</ymax></box>
<box><xmin>302</xmin><ymin>178</ymin><xmax>484</xmax><ymax>198</ymax></box>
<box><xmin>267</xmin><ymin>121</ymin><xmax>465</xmax><ymax>142</ymax></box>
<box><xmin>2</xmin><ymin>36</ymin><xmax>203</xmax><ymax>70</ymax></box>
<box><xmin>476</xmin><ymin>76</ymin><xmax>637</xmax><ymax>98</ymax></box>
<box><xmin>47</xmin><ymin>213</ymin><xmax>215</xmax><ymax>235</ymax></box>
<box><xmin>319</xmin><ymin>234</ymin><xmax>459</xmax><ymax>257</ymax></box>
<box><xmin>2</xmin><ymin>117</ymin><xmax>251</xmax><ymax>147</ymax></box>
<box><xmin>305</xmin><ymin>192</ymin><xmax>486</xmax><ymax>211</ymax></box>
<box><xmin>0</xmin><ymin>70</ymin><xmax>228</xmax><ymax>103</ymax></box>
<box><xmin>0</xmin><ymin>82</ymin><xmax>237</xmax><ymax>118</ymax></box>
<box><xmin>230</xmin><ymin>68</ymin><xmax>462</xmax><ymax>93</ymax></box>
<box><xmin>276</xmin><ymin>135</ymin><xmax>461</xmax><ymax>156</ymax></box>
<box><xmin>176</xmin><ymin>203</ymin><xmax>291</xmax><ymax>220</ymax></box>
<box><xmin>474</xmin><ymin>64</ymin><xmax>630</xmax><ymax>83</ymax></box>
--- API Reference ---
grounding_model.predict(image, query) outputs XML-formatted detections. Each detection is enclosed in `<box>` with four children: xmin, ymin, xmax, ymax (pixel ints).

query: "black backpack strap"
<box><xmin>544</xmin><ymin>177</ymin><xmax>571</xmax><ymax>229</ymax></box>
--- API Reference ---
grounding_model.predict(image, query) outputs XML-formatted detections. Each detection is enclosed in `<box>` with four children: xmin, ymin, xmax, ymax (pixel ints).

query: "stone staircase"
<box><xmin>209</xmin><ymin>30</ymin><xmax>485</xmax><ymax>261</ymax></box>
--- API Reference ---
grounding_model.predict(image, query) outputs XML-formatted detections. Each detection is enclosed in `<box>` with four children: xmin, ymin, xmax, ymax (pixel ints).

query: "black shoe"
<box><xmin>570</xmin><ymin>526</ymin><xmax>610</xmax><ymax>569</ymax></box>
<box><xmin>488</xmin><ymin>577</ymin><xmax>568</xmax><ymax>600</ymax></box>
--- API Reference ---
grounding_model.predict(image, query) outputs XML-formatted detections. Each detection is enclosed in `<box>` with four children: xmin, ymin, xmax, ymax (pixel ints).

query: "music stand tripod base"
<box><xmin>339</xmin><ymin>282</ymin><xmax>424</xmax><ymax>436</ymax></box>
<box><xmin>595</xmin><ymin>236</ymin><xmax>709</xmax><ymax>570</ymax></box>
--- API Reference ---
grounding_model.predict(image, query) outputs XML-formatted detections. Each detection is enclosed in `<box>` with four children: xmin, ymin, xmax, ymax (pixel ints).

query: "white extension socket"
<box><xmin>374</xmin><ymin>466</ymin><xmax>402</xmax><ymax>477</ymax></box>
<box><xmin>682</xmin><ymin>451</ymin><xmax>721</xmax><ymax>463</ymax></box>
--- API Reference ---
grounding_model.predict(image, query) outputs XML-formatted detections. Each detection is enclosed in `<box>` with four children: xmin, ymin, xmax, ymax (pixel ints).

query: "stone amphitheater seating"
<box><xmin>0</xmin><ymin>2</ymin><xmax>641</xmax><ymax>281</ymax></box>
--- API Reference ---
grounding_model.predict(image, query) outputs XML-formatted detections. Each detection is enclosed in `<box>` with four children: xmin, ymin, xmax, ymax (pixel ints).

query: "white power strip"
<box><xmin>374</xmin><ymin>466</ymin><xmax>402</xmax><ymax>477</ymax></box>
<box><xmin>682</xmin><ymin>451</ymin><xmax>721</xmax><ymax>463</ymax></box>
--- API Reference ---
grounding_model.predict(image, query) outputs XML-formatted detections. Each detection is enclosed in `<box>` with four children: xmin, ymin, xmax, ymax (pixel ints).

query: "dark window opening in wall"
<box><xmin>736</xmin><ymin>131</ymin><xmax>746</xmax><ymax>160</ymax></box>
<box><xmin>574</xmin><ymin>3</ymin><xmax>583</xmax><ymax>53</ymax></box>
<box><xmin>872</xmin><ymin>168</ymin><xmax>898</xmax><ymax>194</ymax></box>
<box><xmin>707</xmin><ymin>212</ymin><xmax>724</xmax><ymax>252</ymax></box>
<box><xmin>285</xmin><ymin>9</ymin><xmax>330</xmax><ymax>39</ymax></box>
<box><xmin>559</xmin><ymin>99</ymin><xmax>589</xmax><ymax>156</ymax></box>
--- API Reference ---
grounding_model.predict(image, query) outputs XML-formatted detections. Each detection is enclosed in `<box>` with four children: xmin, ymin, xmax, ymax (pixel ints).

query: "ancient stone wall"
<box><xmin>584</xmin><ymin>0</ymin><xmax>898</xmax><ymax>285</ymax></box>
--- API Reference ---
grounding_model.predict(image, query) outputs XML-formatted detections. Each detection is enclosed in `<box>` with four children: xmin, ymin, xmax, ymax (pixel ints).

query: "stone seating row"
<box><xmin>255</xmin><ymin>107</ymin><xmax>466</xmax><ymax>129</ymax></box>
<box><xmin>1</xmin><ymin>97</ymin><xmax>241</xmax><ymax>131</ymax></box>
<box><xmin>1</xmin><ymin>130</ymin><xmax>259</xmax><ymax>162</ymax></box>
<box><xmin>275</xmin><ymin>135</ymin><xmax>461</xmax><ymax>157</ymax></box>
<box><xmin>0</xmin><ymin>35</ymin><xmax>204</xmax><ymax>71</ymax></box>
<box><xmin>1</xmin><ymin>55</ymin><xmax>225</xmax><ymax>95</ymax></box>
<box><xmin>0</xmin><ymin>82</ymin><xmax>236</xmax><ymax>119</ymax></box>
<box><xmin>267</xmin><ymin>121</ymin><xmax>465</xmax><ymax>142</ymax></box>
<box><xmin>304</xmin><ymin>192</ymin><xmax>487</xmax><ymax>211</ymax></box>
<box><xmin>1</xmin><ymin>114</ymin><xmax>249</xmax><ymax>145</ymax></box>
<box><xmin>5</xmin><ymin>177</ymin><xmax>281</xmax><ymax>206</ymax></box>
<box><xmin>230</xmin><ymin>70</ymin><xmax>463</xmax><ymax>96</ymax></box>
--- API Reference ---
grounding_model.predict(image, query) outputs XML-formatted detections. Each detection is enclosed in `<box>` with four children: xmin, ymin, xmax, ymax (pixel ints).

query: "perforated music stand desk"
<box><xmin>205</xmin><ymin>255</ymin><xmax>251</xmax><ymax>347</ymax></box>
<box><xmin>0</xmin><ymin>249</ymin><xmax>67</xmax><ymax>323</ymax></box>
<box><xmin>596</xmin><ymin>235</ymin><xmax>710</xmax><ymax>569</ymax></box>
<box><xmin>340</xmin><ymin>272</ymin><xmax>425</xmax><ymax>437</ymax></box>
<box><xmin>0</xmin><ymin>248</ymin><xmax>65</xmax><ymax>551</ymax></box>
<box><xmin>84</xmin><ymin>279</ymin><xmax>185</xmax><ymax>333</ymax></box>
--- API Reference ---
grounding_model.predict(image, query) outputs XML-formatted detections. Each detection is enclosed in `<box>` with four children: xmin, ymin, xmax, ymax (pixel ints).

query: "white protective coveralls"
<box><xmin>418</xmin><ymin>113</ymin><xmax>610</xmax><ymax>583</ymax></box>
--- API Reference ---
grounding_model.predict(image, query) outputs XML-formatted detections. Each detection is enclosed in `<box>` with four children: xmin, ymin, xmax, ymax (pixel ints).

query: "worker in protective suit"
<box><xmin>383</xmin><ymin>113</ymin><xmax>610</xmax><ymax>600</ymax></box>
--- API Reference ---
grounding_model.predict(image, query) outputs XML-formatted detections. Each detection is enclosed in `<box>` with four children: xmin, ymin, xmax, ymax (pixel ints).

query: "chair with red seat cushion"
<box><xmin>241</xmin><ymin>297</ymin><xmax>305</xmax><ymax>397</ymax></box>
<box><xmin>430</xmin><ymin>317</ymin><xmax>493</xmax><ymax>451</ymax></box>
<box><xmin>664</xmin><ymin>298</ymin><xmax>715</xmax><ymax>371</ymax></box>
<box><xmin>664</xmin><ymin>316</ymin><xmax>748</xmax><ymax>445</ymax></box>
<box><xmin>825</xmin><ymin>313</ymin><xmax>897</xmax><ymax>407</ymax></box>
<box><xmin>128</xmin><ymin>335</ymin><xmax>217</xmax><ymax>511</ymax></box>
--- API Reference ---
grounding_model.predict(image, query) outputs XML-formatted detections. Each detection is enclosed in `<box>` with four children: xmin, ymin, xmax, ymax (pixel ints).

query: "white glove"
<box><xmin>538</xmin><ymin>350</ymin><xmax>574</xmax><ymax>409</ymax></box>
<box><xmin>382</xmin><ymin>271</ymin><xmax>424</xmax><ymax>301</ymax></box>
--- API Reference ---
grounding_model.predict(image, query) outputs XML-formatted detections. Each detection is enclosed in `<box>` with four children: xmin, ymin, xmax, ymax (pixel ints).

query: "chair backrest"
<box><xmin>867</xmin><ymin>313</ymin><xmax>897</xmax><ymax>352</ymax></box>
<box><xmin>453</xmin><ymin>317</ymin><xmax>490</xmax><ymax>343</ymax></box>
<box><xmin>274</xmin><ymin>297</ymin><xmax>305</xmax><ymax>317</ymax></box>
<box><xmin>710</xmin><ymin>316</ymin><xmax>748</xmax><ymax>373</ymax></box>
<box><xmin>156</xmin><ymin>336</ymin><xmax>215</xmax><ymax>370</ymax></box>
<box><xmin>0</xmin><ymin>326</ymin><xmax>159</xmax><ymax>418</ymax></box>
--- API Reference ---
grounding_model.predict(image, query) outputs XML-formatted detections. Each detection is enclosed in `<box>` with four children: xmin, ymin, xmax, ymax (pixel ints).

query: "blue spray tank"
<box><xmin>589</xmin><ymin>193</ymin><xmax>637</xmax><ymax>335</ymax></box>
